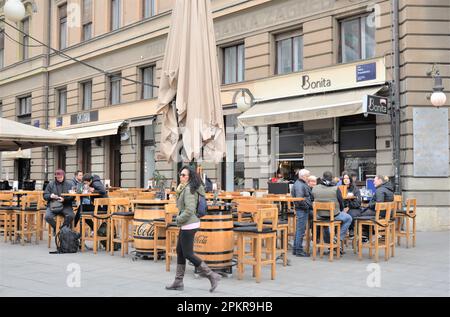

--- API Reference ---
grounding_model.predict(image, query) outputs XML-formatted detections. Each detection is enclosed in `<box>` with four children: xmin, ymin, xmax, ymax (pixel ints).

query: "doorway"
<box><xmin>109</xmin><ymin>135</ymin><xmax>121</xmax><ymax>187</ymax></box>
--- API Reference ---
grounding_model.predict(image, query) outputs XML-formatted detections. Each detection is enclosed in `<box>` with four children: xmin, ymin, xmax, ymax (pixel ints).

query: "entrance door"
<box><xmin>109</xmin><ymin>135</ymin><xmax>121</xmax><ymax>187</ymax></box>
<box><xmin>81</xmin><ymin>139</ymin><xmax>92</xmax><ymax>173</ymax></box>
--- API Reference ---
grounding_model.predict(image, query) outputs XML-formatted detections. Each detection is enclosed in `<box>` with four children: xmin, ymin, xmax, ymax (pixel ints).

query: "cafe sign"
<box><xmin>243</xmin><ymin>57</ymin><xmax>386</xmax><ymax>101</ymax></box>
<box><xmin>363</xmin><ymin>94</ymin><xmax>389</xmax><ymax>116</ymax></box>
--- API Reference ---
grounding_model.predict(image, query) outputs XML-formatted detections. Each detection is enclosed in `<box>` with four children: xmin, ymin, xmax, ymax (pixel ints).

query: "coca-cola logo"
<box><xmin>194</xmin><ymin>235</ymin><xmax>208</xmax><ymax>245</ymax></box>
<box><xmin>135</xmin><ymin>223</ymin><xmax>154</xmax><ymax>238</ymax></box>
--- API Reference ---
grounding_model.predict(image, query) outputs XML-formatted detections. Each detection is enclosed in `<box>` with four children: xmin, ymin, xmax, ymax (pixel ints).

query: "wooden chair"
<box><xmin>81</xmin><ymin>198</ymin><xmax>111</xmax><ymax>254</ymax></box>
<box><xmin>312</xmin><ymin>202</ymin><xmax>341</xmax><ymax>262</ymax></box>
<box><xmin>234</xmin><ymin>206</ymin><xmax>278</xmax><ymax>283</ymax></box>
<box><xmin>14</xmin><ymin>195</ymin><xmax>43</xmax><ymax>245</ymax></box>
<box><xmin>164</xmin><ymin>204</ymin><xmax>180</xmax><ymax>271</ymax></box>
<box><xmin>110</xmin><ymin>198</ymin><xmax>134</xmax><ymax>257</ymax></box>
<box><xmin>25</xmin><ymin>192</ymin><xmax>46</xmax><ymax>241</ymax></box>
<box><xmin>356</xmin><ymin>202</ymin><xmax>394</xmax><ymax>262</ymax></box>
<box><xmin>395</xmin><ymin>198</ymin><xmax>417</xmax><ymax>248</ymax></box>
<box><xmin>0</xmin><ymin>193</ymin><xmax>16</xmax><ymax>242</ymax></box>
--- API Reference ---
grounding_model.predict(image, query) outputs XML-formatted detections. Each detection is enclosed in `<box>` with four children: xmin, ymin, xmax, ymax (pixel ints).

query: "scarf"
<box><xmin>176</xmin><ymin>183</ymin><xmax>188</xmax><ymax>198</ymax></box>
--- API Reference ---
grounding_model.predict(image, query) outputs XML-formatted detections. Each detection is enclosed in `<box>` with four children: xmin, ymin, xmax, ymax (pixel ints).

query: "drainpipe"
<box><xmin>392</xmin><ymin>0</ymin><xmax>401</xmax><ymax>194</ymax></box>
<box><xmin>44</xmin><ymin>0</ymin><xmax>51</xmax><ymax>181</ymax></box>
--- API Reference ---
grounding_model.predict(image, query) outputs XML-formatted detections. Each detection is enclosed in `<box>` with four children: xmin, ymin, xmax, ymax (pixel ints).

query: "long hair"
<box><xmin>341</xmin><ymin>172</ymin><xmax>356</xmax><ymax>191</ymax></box>
<box><xmin>180</xmin><ymin>165</ymin><xmax>202</xmax><ymax>194</ymax></box>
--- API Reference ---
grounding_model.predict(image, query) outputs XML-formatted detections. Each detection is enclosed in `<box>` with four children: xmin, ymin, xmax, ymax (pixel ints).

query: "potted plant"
<box><xmin>153</xmin><ymin>170</ymin><xmax>167</xmax><ymax>199</ymax></box>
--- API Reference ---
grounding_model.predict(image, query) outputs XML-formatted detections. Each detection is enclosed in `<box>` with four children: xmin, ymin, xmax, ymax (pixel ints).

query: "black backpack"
<box><xmin>54</xmin><ymin>226</ymin><xmax>81</xmax><ymax>253</ymax></box>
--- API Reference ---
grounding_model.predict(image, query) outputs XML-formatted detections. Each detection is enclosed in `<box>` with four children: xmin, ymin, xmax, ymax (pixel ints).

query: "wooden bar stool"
<box><xmin>0</xmin><ymin>193</ymin><xmax>17</xmax><ymax>242</ymax></box>
<box><xmin>395</xmin><ymin>198</ymin><xmax>416</xmax><ymax>248</ymax></box>
<box><xmin>81</xmin><ymin>198</ymin><xmax>111</xmax><ymax>254</ymax></box>
<box><xmin>14</xmin><ymin>195</ymin><xmax>42</xmax><ymax>245</ymax></box>
<box><xmin>153</xmin><ymin>204</ymin><xmax>178</xmax><ymax>265</ymax></box>
<box><xmin>165</xmin><ymin>204</ymin><xmax>180</xmax><ymax>272</ymax></box>
<box><xmin>234</xmin><ymin>207</ymin><xmax>278</xmax><ymax>283</ymax></box>
<box><xmin>110</xmin><ymin>198</ymin><xmax>134</xmax><ymax>257</ymax></box>
<box><xmin>312</xmin><ymin>202</ymin><xmax>341</xmax><ymax>262</ymax></box>
<box><xmin>355</xmin><ymin>202</ymin><xmax>394</xmax><ymax>262</ymax></box>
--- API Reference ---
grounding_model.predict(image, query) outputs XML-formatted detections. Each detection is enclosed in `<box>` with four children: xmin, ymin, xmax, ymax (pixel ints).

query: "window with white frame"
<box><xmin>59</xmin><ymin>4</ymin><xmax>68</xmax><ymax>49</ymax></box>
<box><xmin>141</xmin><ymin>66</ymin><xmax>156</xmax><ymax>99</ymax></box>
<box><xmin>18</xmin><ymin>95</ymin><xmax>32</xmax><ymax>124</ymax></box>
<box><xmin>143</xmin><ymin>0</ymin><xmax>155</xmax><ymax>18</ymax></box>
<box><xmin>275</xmin><ymin>30</ymin><xmax>303</xmax><ymax>74</ymax></box>
<box><xmin>111</xmin><ymin>0</ymin><xmax>121</xmax><ymax>31</ymax></box>
<box><xmin>57</xmin><ymin>88</ymin><xmax>67</xmax><ymax>115</ymax></box>
<box><xmin>109</xmin><ymin>74</ymin><xmax>121</xmax><ymax>105</ymax></box>
<box><xmin>21</xmin><ymin>17</ymin><xmax>30</xmax><ymax>60</ymax></box>
<box><xmin>340</xmin><ymin>15</ymin><xmax>376</xmax><ymax>63</ymax></box>
<box><xmin>223</xmin><ymin>43</ymin><xmax>244</xmax><ymax>84</ymax></box>
<box><xmin>81</xmin><ymin>81</ymin><xmax>92</xmax><ymax>110</ymax></box>
<box><xmin>82</xmin><ymin>0</ymin><xmax>93</xmax><ymax>41</ymax></box>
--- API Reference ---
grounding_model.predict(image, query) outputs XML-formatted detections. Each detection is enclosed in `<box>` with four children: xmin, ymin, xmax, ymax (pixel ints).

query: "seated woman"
<box><xmin>341</xmin><ymin>172</ymin><xmax>362</xmax><ymax>236</ymax></box>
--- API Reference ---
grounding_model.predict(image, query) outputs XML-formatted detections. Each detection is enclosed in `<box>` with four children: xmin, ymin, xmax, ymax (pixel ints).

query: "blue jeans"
<box><xmin>294</xmin><ymin>209</ymin><xmax>309</xmax><ymax>253</ymax></box>
<box><xmin>323</xmin><ymin>212</ymin><xmax>353</xmax><ymax>242</ymax></box>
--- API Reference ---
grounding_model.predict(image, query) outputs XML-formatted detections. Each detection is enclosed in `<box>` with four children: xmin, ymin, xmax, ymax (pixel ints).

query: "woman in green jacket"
<box><xmin>166</xmin><ymin>166</ymin><xmax>220</xmax><ymax>292</ymax></box>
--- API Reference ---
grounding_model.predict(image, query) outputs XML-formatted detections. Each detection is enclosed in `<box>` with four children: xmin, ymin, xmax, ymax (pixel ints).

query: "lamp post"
<box><xmin>232</xmin><ymin>88</ymin><xmax>256</xmax><ymax>113</ymax></box>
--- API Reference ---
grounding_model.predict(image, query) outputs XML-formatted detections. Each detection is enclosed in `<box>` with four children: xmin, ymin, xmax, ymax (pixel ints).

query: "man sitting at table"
<box><xmin>361</xmin><ymin>175</ymin><xmax>394</xmax><ymax>217</ymax></box>
<box><xmin>74</xmin><ymin>174</ymin><xmax>108</xmax><ymax>228</ymax></box>
<box><xmin>44</xmin><ymin>169</ymin><xmax>75</xmax><ymax>233</ymax></box>
<box><xmin>312</xmin><ymin>171</ymin><xmax>352</xmax><ymax>255</ymax></box>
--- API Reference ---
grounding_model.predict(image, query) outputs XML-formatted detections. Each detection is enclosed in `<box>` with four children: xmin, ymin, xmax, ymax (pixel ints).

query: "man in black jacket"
<box><xmin>44</xmin><ymin>169</ymin><xmax>75</xmax><ymax>233</ymax></box>
<box><xmin>74</xmin><ymin>174</ymin><xmax>108</xmax><ymax>227</ymax></box>
<box><xmin>291</xmin><ymin>169</ymin><xmax>313</xmax><ymax>257</ymax></box>
<box><xmin>361</xmin><ymin>175</ymin><xmax>394</xmax><ymax>217</ymax></box>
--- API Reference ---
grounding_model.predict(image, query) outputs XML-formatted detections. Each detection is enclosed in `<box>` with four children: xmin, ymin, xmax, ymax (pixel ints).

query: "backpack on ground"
<box><xmin>54</xmin><ymin>225</ymin><xmax>80</xmax><ymax>254</ymax></box>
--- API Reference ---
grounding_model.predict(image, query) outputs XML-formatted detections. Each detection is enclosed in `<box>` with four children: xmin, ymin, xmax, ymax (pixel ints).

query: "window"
<box><xmin>82</xmin><ymin>0</ymin><xmax>93</xmax><ymax>41</ymax></box>
<box><xmin>276</xmin><ymin>32</ymin><xmax>303</xmax><ymax>74</ymax></box>
<box><xmin>109</xmin><ymin>74</ymin><xmax>121</xmax><ymax>105</ymax></box>
<box><xmin>141</xmin><ymin>125</ymin><xmax>156</xmax><ymax>188</ymax></box>
<box><xmin>81</xmin><ymin>139</ymin><xmax>91</xmax><ymax>173</ymax></box>
<box><xmin>57</xmin><ymin>88</ymin><xmax>67</xmax><ymax>115</ymax></box>
<box><xmin>143</xmin><ymin>0</ymin><xmax>155</xmax><ymax>18</ymax></box>
<box><xmin>81</xmin><ymin>81</ymin><xmax>92</xmax><ymax>110</ymax></box>
<box><xmin>141</xmin><ymin>66</ymin><xmax>156</xmax><ymax>99</ymax></box>
<box><xmin>111</xmin><ymin>0</ymin><xmax>121</xmax><ymax>31</ymax></box>
<box><xmin>0</xmin><ymin>30</ymin><xmax>4</xmax><ymax>68</ymax></box>
<box><xmin>59</xmin><ymin>4</ymin><xmax>68</xmax><ymax>49</ymax></box>
<box><xmin>21</xmin><ymin>18</ymin><xmax>30</xmax><ymax>60</ymax></box>
<box><xmin>222</xmin><ymin>115</ymin><xmax>245</xmax><ymax>191</ymax></box>
<box><xmin>18</xmin><ymin>96</ymin><xmax>32</xmax><ymax>124</ymax></box>
<box><xmin>223</xmin><ymin>44</ymin><xmax>244</xmax><ymax>84</ymax></box>
<box><xmin>340</xmin><ymin>15</ymin><xmax>375</xmax><ymax>63</ymax></box>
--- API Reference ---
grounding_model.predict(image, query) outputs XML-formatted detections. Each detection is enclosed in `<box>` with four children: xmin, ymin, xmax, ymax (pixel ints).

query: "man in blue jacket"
<box><xmin>291</xmin><ymin>169</ymin><xmax>313</xmax><ymax>257</ymax></box>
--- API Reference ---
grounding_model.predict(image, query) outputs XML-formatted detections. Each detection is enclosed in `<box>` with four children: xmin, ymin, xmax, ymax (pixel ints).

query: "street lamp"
<box><xmin>427</xmin><ymin>65</ymin><xmax>447</xmax><ymax>108</ymax></box>
<box><xmin>4</xmin><ymin>0</ymin><xmax>26</xmax><ymax>22</ymax></box>
<box><xmin>232</xmin><ymin>88</ymin><xmax>255</xmax><ymax>113</ymax></box>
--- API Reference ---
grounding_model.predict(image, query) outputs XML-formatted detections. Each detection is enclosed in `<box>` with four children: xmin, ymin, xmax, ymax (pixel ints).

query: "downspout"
<box><xmin>392</xmin><ymin>0</ymin><xmax>401</xmax><ymax>194</ymax></box>
<box><xmin>44</xmin><ymin>0</ymin><xmax>51</xmax><ymax>181</ymax></box>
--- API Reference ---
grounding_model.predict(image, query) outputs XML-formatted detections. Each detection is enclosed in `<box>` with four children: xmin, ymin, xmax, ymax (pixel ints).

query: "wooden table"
<box><xmin>61</xmin><ymin>193</ymin><xmax>100</xmax><ymax>230</ymax></box>
<box><xmin>258</xmin><ymin>196</ymin><xmax>305</xmax><ymax>219</ymax></box>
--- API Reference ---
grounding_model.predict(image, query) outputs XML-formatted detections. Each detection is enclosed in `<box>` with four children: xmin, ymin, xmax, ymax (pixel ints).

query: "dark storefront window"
<box><xmin>141</xmin><ymin>125</ymin><xmax>156</xmax><ymax>188</ymax></box>
<box><xmin>222</xmin><ymin>114</ymin><xmax>245</xmax><ymax>191</ymax></box>
<box><xmin>274</xmin><ymin>122</ymin><xmax>304</xmax><ymax>181</ymax></box>
<box><xmin>81</xmin><ymin>139</ymin><xmax>92</xmax><ymax>173</ymax></box>
<box><xmin>339</xmin><ymin>114</ymin><xmax>376</xmax><ymax>182</ymax></box>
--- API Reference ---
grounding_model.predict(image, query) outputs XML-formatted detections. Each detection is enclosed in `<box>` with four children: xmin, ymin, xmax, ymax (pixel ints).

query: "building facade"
<box><xmin>1</xmin><ymin>0</ymin><xmax>449</xmax><ymax>230</ymax></box>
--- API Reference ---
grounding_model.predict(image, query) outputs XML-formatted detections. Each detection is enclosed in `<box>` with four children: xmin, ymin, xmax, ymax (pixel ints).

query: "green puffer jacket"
<box><xmin>176</xmin><ymin>184</ymin><xmax>205</xmax><ymax>227</ymax></box>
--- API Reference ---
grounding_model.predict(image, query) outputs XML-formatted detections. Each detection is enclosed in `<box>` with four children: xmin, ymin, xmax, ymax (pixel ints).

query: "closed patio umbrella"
<box><xmin>157</xmin><ymin>0</ymin><xmax>225</xmax><ymax>163</ymax></box>
<box><xmin>0</xmin><ymin>117</ymin><xmax>77</xmax><ymax>151</ymax></box>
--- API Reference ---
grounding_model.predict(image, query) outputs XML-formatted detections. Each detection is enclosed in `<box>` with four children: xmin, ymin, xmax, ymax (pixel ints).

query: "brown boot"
<box><xmin>197</xmin><ymin>261</ymin><xmax>221</xmax><ymax>292</ymax></box>
<box><xmin>165</xmin><ymin>264</ymin><xmax>185</xmax><ymax>290</ymax></box>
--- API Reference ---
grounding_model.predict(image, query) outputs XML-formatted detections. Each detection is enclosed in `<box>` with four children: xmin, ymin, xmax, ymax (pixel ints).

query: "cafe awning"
<box><xmin>54</xmin><ymin>121</ymin><xmax>124</xmax><ymax>139</ymax></box>
<box><xmin>238</xmin><ymin>86</ymin><xmax>385</xmax><ymax>127</ymax></box>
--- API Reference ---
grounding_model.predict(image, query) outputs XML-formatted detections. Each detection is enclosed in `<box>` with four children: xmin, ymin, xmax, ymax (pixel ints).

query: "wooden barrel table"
<box><xmin>132</xmin><ymin>200</ymin><xmax>171</xmax><ymax>256</ymax></box>
<box><xmin>194</xmin><ymin>208</ymin><xmax>234</xmax><ymax>273</ymax></box>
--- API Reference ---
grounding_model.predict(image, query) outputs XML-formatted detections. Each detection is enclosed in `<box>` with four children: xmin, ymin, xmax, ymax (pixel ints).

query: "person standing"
<box><xmin>291</xmin><ymin>169</ymin><xmax>313</xmax><ymax>257</ymax></box>
<box><xmin>166</xmin><ymin>166</ymin><xmax>221</xmax><ymax>292</ymax></box>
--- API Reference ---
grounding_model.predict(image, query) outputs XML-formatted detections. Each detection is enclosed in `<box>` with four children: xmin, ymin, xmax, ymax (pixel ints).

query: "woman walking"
<box><xmin>166</xmin><ymin>166</ymin><xmax>221</xmax><ymax>292</ymax></box>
